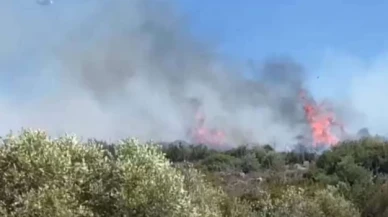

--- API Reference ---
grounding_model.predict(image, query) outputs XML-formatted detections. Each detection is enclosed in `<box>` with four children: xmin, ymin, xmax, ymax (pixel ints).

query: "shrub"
<box><xmin>363</xmin><ymin>182</ymin><xmax>388</xmax><ymax>217</ymax></box>
<box><xmin>314</xmin><ymin>186</ymin><xmax>361</xmax><ymax>217</ymax></box>
<box><xmin>285</xmin><ymin>151</ymin><xmax>316</xmax><ymax>165</ymax></box>
<box><xmin>175</xmin><ymin>163</ymin><xmax>254</xmax><ymax>217</ymax></box>
<box><xmin>162</xmin><ymin>143</ymin><xmax>214</xmax><ymax>163</ymax></box>
<box><xmin>226</xmin><ymin>145</ymin><xmax>249</xmax><ymax>158</ymax></box>
<box><xmin>246</xmin><ymin>186</ymin><xmax>360</xmax><ymax>217</ymax></box>
<box><xmin>201</xmin><ymin>153</ymin><xmax>241</xmax><ymax>172</ymax></box>
<box><xmin>251</xmin><ymin>146</ymin><xmax>267</xmax><ymax>163</ymax></box>
<box><xmin>0</xmin><ymin>129</ymin><xmax>231</xmax><ymax>217</ymax></box>
<box><xmin>314</xmin><ymin>142</ymin><xmax>378</xmax><ymax>210</ymax></box>
<box><xmin>188</xmin><ymin>144</ymin><xmax>213</xmax><ymax>161</ymax></box>
<box><xmin>317</xmin><ymin>138</ymin><xmax>388</xmax><ymax>175</ymax></box>
<box><xmin>261</xmin><ymin>151</ymin><xmax>285</xmax><ymax>170</ymax></box>
<box><xmin>239</xmin><ymin>154</ymin><xmax>261</xmax><ymax>173</ymax></box>
<box><xmin>162</xmin><ymin>142</ymin><xmax>191</xmax><ymax>162</ymax></box>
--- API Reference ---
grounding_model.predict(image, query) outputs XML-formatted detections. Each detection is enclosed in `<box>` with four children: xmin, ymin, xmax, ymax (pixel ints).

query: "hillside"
<box><xmin>0</xmin><ymin>129</ymin><xmax>387</xmax><ymax>216</ymax></box>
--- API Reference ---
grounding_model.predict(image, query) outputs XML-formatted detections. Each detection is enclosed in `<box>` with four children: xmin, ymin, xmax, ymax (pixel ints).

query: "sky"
<box><xmin>175</xmin><ymin>0</ymin><xmax>388</xmax><ymax>96</ymax></box>
<box><xmin>0</xmin><ymin>0</ymin><xmax>387</xmax><ymax>142</ymax></box>
<box><xmin>3</xmin><ymin>0</ymin><xmax>386</xmax><ymax>97</ymax></box>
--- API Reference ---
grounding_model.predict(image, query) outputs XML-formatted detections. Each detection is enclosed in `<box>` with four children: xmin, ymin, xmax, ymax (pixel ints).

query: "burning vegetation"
<box><xmin>300</xmin><ymin>90</ymin><xmax>346</xmax><ymax>147</ymax></box>
<box><xmin>188</xmin><ymin>89</ymin><xmax>347</xmax><ymax>149</ymax></box>
<box><xmin>190</xmin><ymin>110</ymin><xmax>226</xmax><ymax>146</ymax></box>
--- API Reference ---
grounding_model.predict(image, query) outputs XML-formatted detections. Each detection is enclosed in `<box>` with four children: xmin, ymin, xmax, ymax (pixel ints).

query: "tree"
<box><xmin>0</xmin><ymin>129</ymin><xmax>233</xmax><ymax>217</ymax></box>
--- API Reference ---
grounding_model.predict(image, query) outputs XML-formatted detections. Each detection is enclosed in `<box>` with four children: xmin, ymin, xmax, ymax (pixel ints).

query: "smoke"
<box><xmin>0</xmin><ymin>0</ymin><xmax>350</xmax><ymax>148</ymax></box>
<box><xmin>312</xmin><ymin>51</ymin><xmax>388</xmax><ymax>139</ymax></box>
<box><xmin>349</xmin><ymin>58</ymin><xmax>388</xmax><ymax>138</ymax></box>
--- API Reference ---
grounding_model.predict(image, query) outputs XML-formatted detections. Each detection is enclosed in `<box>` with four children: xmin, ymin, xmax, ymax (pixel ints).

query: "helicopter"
<box><xmin>36</xmin><ymin>0</ymin><xmax>54</xmax><ymax>6</ymax></box>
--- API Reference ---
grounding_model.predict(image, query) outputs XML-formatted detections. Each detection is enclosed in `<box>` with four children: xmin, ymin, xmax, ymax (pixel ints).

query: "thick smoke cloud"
<box><xmin>0</xmin><ymin>0</ymin><xmax>344</xmax><ymax>148</ymax></box>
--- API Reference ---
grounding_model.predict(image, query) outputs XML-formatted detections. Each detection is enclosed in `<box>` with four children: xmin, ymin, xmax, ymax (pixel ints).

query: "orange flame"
<box><xmin>190</xmin><ymin>110</ymin><xmax>226</xmax><ymax>146</ymax></box>
<box><xmin>300</xmin><ymin>90</ymin><xmax>344</xmax><ymax>147</ymax></box>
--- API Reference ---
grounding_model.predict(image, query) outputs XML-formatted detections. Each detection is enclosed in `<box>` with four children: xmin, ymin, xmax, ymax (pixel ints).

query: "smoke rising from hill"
<box><xmin>0</xmin><ymin>0</ymin><xmax>367</xmax><ymax>148</ymax></box>
<box><xmin>56</xmin><ymin>0</ymin><xmax>310</xmax><ymax>145</ymax></box>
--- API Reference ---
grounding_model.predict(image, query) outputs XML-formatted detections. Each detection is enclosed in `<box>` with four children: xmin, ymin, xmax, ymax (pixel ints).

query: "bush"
<box><xmin>313</xmin><ymin>140</ymin><xmax>382</xmax><ymax>211</ymax></box>
<box><xmin>261</xmin><ymin>151</ymin><xmax>285</xmax><ymax>170</ymax></box>
<box><xmin>0</xmin><ymin>129</ymin><xmax>373</xmax><ymax>217</ymax></box>
<box><xmin>317</xmin><ymin>138</ymin><xmax>388</xmax><ymax>175</ymax></box>
<box><xmin>162</xmin><ymin>143</ymin><xmax>214</xmax><ymax>163</ymax></box>
<box><xmin>175</xmin><ymin>163</ymin><xmax>254</xmax><ymax>217</ymax></box>
<box><xmin>162</xmin><ymin>142</ymin><xmax>191</xmax><ymax>162</ymax></box>
<box><xmin>239</xmin><ymin>154</ymin><xmax>261</xmax><ymax>173</ymax></box>
<box><xmin>200</xmin><ymin>153</ymin><xmax>241</xmax><ymax>172</ymax></box>
<box><xmin>251</xmin><ymin>146</ymin><xmax>267</xmax><ymax>163</ymax></box>
<box><xmin>0</xmin><ymin>129</ymin><xmax>232</xmax><ymax>217</ymax></box>
<box><xmin>363</xmin><ymin>183</ymin><xmax>388</xmax><ymax>217</ymax></box>
<box><xmin>314</xmin><ymin>186</ymin><xmax>361</xmax><ymax>217</ymax></box>
<box><xmin>246</xmin><ymin>186</ymin><xmax>360</xmax><ymax>217</ymax></box>
<box><xmin>285</xmin><ymin>151</ymin><xmax>316</xmax><ymax>165</ymax></box>
<box><xmin>226</xmin><ymin>145</ymin><xmax>249</xmax><ymax>158</ymax></box>
<box><xmin>189</xmin><ymin>144</ymin><xmax>213</xmax><ymax>161</ymax></box>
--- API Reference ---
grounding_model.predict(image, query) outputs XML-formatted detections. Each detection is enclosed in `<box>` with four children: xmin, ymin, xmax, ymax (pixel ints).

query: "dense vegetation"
<box><xmin>0</xmin><ymin>129</ymin><xmax>387</xmax><ymax>216</ymax></box>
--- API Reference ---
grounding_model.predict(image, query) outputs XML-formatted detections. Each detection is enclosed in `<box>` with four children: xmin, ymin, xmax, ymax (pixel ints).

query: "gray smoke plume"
<box><xmin>0</xmin><ymin>0</ymin><xmax>317</xmax><ymax>148</ymax></box>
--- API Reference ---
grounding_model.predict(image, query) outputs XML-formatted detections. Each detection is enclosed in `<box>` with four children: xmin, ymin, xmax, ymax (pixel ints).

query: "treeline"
<box><xmin>0</xmin><ymin>129</ymin><xmax>387</xmax><ymax>216</ymax></box>
<box><xmin>161</xmin><ymin>141</ymin><xmax>316</xmax><ymax>172</ymax></box>
<box><xmin>160</xmin><ymin>138</ymin><xmax>388</xmax><ymax>217</ymax></box>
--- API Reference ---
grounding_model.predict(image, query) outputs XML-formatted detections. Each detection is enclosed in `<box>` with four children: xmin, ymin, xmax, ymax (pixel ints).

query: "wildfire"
<box><xmin>187</xmin><ymin>90</ymin><xmax>345</xmax><ymax>148</ymax></box>
<box><xmin>189</xmin><ymin>103</ymin><xmax>226</xmax><ymax>146</ymax></box>
<box><xmin>300</xmin><ymin>90</ymin><xmax>344</xmax><ymax>147</ymax></box>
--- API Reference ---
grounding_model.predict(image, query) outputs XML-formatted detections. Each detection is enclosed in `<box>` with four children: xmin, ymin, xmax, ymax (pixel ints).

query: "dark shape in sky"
<box><xmin>357</xmin><ymin>127</ymin><xmax>370</xmax><ymax>138</ymax></box>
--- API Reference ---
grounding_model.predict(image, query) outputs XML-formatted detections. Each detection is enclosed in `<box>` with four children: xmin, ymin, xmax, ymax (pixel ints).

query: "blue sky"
<box><xmin>174</xmin><ymin>0</ymin><xmax>388</xmax><ymax>99</ymax></box>
<box><xmin>1</xmin><ymin>0</ymin><xmax>388</xmax><ymax>136</ymax></box>
<box><xmin>178</xmin><ymin>0</ymin><xmax>388</xmax><ymax>61</ymax></box>
<box><xmin>2</xmin><ymin>0</ymin><xmax>387</xmax><ymax>98</ymax></box>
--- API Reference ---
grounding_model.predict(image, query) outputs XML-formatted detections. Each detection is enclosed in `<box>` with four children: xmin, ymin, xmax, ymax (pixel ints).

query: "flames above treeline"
<box><xmin>190</xmin><ymin>111</ymin><xmax>226</xmax><ymax>146</ymax></box>
<box><xmin>299</xmin><ymin>89</ymin><xmax>345</xmax><ymax>147</ymax></box>
<box><xmin>189</xmin><ymin>89</ymin><xmax>346</xmax><ymax>148</ymax></box>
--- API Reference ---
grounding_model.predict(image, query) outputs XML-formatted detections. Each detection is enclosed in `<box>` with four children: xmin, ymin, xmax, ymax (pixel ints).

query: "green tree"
<box><xmin>262</xmin><ymin>151</ymin><xmax>285</xmax><ymax>170</ymax></box>
<box><xmin>239</xmin><ymin>154</ymin><xmax>261</xmax><ymax>174</ymax></box>
<box><xmin>248</xmin><ymin>186</ymin><xmax>360</xmax><ymax>217</ymax></box>
<box><xmin>201</xmin><ymin>153</ymin><xmax>241</xmax><ymax>172</ymax></box>
<box><xmin>0</xmin><ymin>129</ymin><xmax>236</xmax><ymax>217</ymax></box>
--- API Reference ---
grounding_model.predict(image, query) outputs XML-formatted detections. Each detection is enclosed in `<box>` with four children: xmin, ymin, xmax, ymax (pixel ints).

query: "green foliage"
<box><xmin>226</xmin><ymin>145</ymin><xmax>250</xmax><ymax>158</ymax></box>
<box><xmin>162</xmin><ymin>143</ymin><xmax>213</xmax><ymax>162</ymax></box>
<box><xmin>0</xmin><ymin>129</ymin><xmax>232</xmax><ymax>217</ymax></box>
<box><xmin>263</xmin><ymin>144</ymin><xmax>274</xmax><ymax>152</ymax></box>
<box><xmin>261</xmin><ymin>151</ymin><xmax>285</xmax><ymax>170</ymax></box>
<box><xmin>245</xmin><ymin>186</ymin><xmax>360</xmax><ymax>217</ymax></box>
<box><xmin>1</xmin><ymin>129</ymin><xmax>386</xmax><ymax>217</ymax></box>
<box><xmin>175</xmin><ymin>163</ymin><xmax>255</xmax><ymax>217</ymax></box>
<box><xmin>335</xmin><ymin>156</ymin><xmax>372</xmax><ymax>185</ymax></box>
<box><xmin>285</xmin><ymin>151</ymin><xmax>316</xmax><ymax>165</ymax></box>
<box><xmin>363</xmin><ymin>183</ymin><xmax>388</xmax><ymax>217</ymax></box>
<box><xmin>239</xmin><ymin>153</ymin><xmax>261</xmax><ymax>173</ymax></box>
<box><xmin>163</xmin><ymin>142</ymin><xmax>192</xmax><ymax>162</ymax></box>
<box><xmin>313</xmin><ymin>186</ymin><xmax>361</xmax><ymax>217</ymax></box>
<box><xmin>251</xmin><ymin>146</ymin><xmax>267</xmax><ymax>163</ymax></box>
<box><xmin>201</xmin><ymin>153</ymin><xmax>241</xmax><ymax>172</ymax></box>
<box><xmin>313</xmin><ymin>139</ymin><xmax>388</xmax><ymax>212</ymax></box>
<box><xmin>163</xmin><ymin>144</ymin><xmax>281</xmax><ymax>173</ymax></box>
<box><xmin>189</xmin><ymin>144</ymin><xmax>213</xmax><ymax>161</ymax></box>
<box><xmin>317</xmin><ymin>138</ymin><xmax>388</xmax><ymax>174</ymax></box>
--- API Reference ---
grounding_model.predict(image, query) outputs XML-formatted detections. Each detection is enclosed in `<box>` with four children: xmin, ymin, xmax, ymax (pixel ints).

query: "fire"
<box><xmin>190</xmin><ymin>106</ymin><xmax>226</xmax><ymax>146</ymax></box>
<box><xmin>187</xmin><ymin>90</ymin><xmax>345</xmax><ymax>148</ymax></box>
<box><xmin>300</xmin><ymin>90</ymin><xmax>344</xmax><ymax>147</ymax></box>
